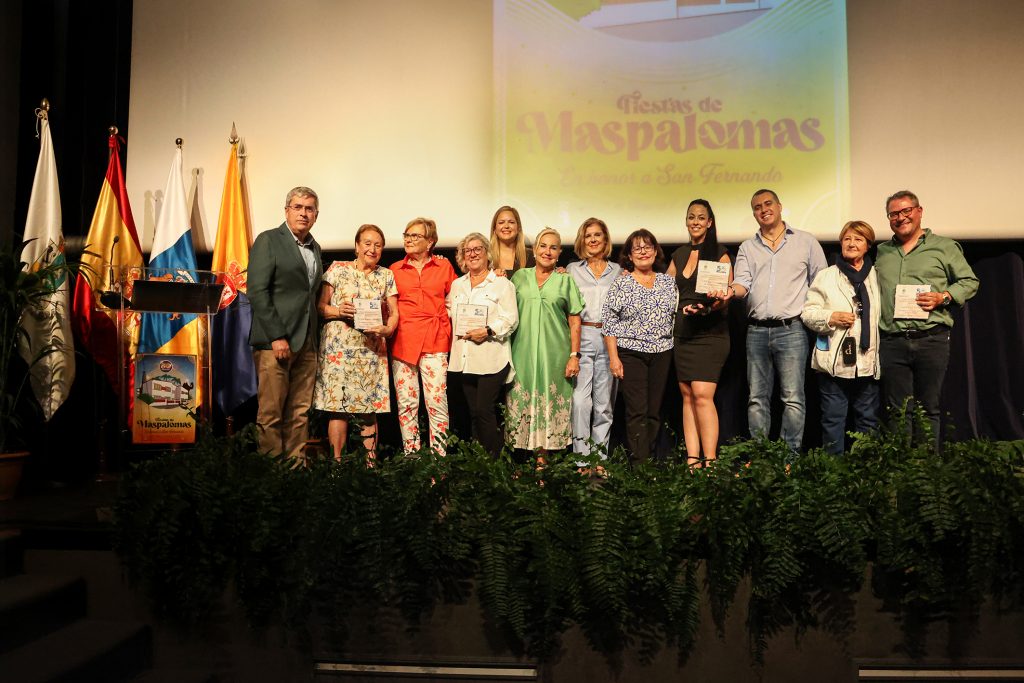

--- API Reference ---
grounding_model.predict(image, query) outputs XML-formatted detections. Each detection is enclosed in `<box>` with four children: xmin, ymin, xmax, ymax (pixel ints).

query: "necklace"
<box><xmin>761</xmin><ymin>229</ymin><xmax>784</xmax><ymax>247</ymax></box>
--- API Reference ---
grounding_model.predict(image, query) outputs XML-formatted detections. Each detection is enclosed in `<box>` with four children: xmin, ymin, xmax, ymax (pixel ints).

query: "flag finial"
<box><xmin>175</xmin><ymin>137</ymin><xmax>183</xmax><ymax>149</ymax></box>
<box><xmin>109</xmin><ymin>125</ymin><xmax>118</xmax><ymax>136</ymax></box>
<box><xmin>229</xmin><ymin>122</ymin><xmax>239</xmax><ymax>144</ymax></box>
<box><xmin>38</xmin><ymin>98</ymin><xmax>50</xmax><ymax>117</ymax></box>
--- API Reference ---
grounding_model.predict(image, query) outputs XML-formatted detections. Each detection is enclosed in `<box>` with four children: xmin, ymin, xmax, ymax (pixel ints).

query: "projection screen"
<box><xmin>127</xmin><ymin>0</ymin><xmax>1024</xmax><ymax>250</ymax></box>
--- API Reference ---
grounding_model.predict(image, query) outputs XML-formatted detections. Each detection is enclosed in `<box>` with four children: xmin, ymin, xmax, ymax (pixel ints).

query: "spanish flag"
<box><xmin>71</xmin><ymin>133</ymin><xmax>143</xmax><ymax>392</ymax></box>
<box><xmin>210</xmin><ymin>135</ymin><xmax>256</xmax><ymax>414</ymax></box>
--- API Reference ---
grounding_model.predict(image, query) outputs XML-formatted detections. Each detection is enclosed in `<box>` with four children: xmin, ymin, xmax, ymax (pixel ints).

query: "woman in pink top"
<box><xmin>389</xmin><ymin>217</ymin><xmax>457</xmax><ymax>454</ymax></box>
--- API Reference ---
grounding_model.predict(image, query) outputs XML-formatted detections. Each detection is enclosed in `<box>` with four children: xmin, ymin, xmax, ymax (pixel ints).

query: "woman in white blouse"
<box><xmin>447</xmin><ymin>232</ymin><xmax>520</xmax><ymax>455</ymax></box>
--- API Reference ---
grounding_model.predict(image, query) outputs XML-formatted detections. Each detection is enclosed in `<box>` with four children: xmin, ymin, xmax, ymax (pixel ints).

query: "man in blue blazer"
<box><xmin>248</xmin><ymin>186</ymin><xmax>323</xmax><ymax>458</ymax></box>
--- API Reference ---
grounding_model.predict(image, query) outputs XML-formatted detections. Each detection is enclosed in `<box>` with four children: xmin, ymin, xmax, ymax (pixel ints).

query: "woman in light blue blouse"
<box><xmin>566</xmin><ymin>218</ymin><xmax>621</xmax><ymax>457</ymax></box>
<box><xmin>602</xmin><ymin>229</ymin><xmax>678</xmax><ymax>463</ymax></box>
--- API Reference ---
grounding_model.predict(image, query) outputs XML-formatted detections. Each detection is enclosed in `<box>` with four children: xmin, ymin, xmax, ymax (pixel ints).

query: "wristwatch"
<box><xmin>486</xmin><ymin>326</ymin><xmax>495</xmax><ymax>337</ymax></box>
<box><xmin>941</xmin><ymin>292</ymin><xmax>952</xmax><ymax>306</ymax></box>
<box><xmin>569</xmin><ymin>351</ymin><xmax>581</xmax><ymax>359</ymax></box>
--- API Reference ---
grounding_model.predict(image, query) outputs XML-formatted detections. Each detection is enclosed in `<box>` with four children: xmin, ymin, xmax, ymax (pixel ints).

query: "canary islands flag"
<box><xmin>138</xmin><ymin>146</ymin><xmax>201</xmax><ymax>368</ymax></box>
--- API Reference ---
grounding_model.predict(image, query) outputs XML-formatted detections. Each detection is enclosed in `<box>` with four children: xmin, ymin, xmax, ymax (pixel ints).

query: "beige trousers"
<box><xmin>254</xmin><ymin>333</ymin><xmax>317</xmax><ymax>459</ymax></box>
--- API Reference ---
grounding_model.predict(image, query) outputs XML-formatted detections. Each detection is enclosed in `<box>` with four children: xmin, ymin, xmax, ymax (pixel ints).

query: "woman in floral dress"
<box><xmin>313</xmin><ymin>224</ymin><xmax>398</xmax><ymax>461</ymax></box>
<box><xmin>506</xmin><ymin>228</ymin><xmax>584</xmax><ymax>454</ymax></box>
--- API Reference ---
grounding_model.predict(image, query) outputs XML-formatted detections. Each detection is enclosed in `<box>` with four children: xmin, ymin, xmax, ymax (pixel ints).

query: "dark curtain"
<box><xmin>942</xmin><ymin>253</ymin><xmax>1024</xmax><ymax>441</ymax></box>
<box><xmin>10</xmin><ymin>0</ymin><xmax>133</xmax><ymax>485</ymax></box>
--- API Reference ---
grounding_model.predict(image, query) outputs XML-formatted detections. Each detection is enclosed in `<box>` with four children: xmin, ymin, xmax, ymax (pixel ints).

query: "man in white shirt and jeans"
<box><xmin>715</xmin><ymin>189</ymin><xmax>827</xmax><ymax>451</ymax></box>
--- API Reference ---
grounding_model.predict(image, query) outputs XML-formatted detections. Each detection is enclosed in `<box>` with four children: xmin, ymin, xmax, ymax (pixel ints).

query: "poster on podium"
<box><xmin>132</xmin><ymin>353</ymin><xmax>198</xmax><ymax>444</ymax></box>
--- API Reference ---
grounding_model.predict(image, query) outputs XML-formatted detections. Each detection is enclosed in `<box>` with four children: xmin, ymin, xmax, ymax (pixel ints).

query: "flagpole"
<box><xmin>225</xmin><ymin>124</ymin><xmax>238</xmax><ymax>438</ymax></box>
<box><xmin>174</xmin><ymin>137</ymin><xmax>213</xmax><ymax>434</ymax></box>
<box><xmin>100</xmin><ymin>124</ymin><xmax>121</xmax><ymax>482</ymax></box>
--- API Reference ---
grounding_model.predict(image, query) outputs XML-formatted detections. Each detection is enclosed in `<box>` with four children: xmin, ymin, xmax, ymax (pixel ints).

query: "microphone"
<box><xmin>107</xmin><ymin>235</ymin><xmax>120</xmax><ymax>290</ymax></box>
<box><xmin>100</xmin><ymin>236</ymin><xmax>129</xmax><ymax>309</ymax></box>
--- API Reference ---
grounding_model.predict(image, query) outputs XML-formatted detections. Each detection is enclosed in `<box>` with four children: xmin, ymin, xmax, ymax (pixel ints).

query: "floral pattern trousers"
<box><xmin>391</xmin><ymin>353</ymin><xmax>449</xmax><ymax>455</ymax></box>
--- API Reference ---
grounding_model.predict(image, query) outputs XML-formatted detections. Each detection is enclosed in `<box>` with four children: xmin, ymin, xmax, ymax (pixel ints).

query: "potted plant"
<box><xmin>0</xmin><ymin>239</ymin><xmax>76</xmax><ymax>499</ymax></box>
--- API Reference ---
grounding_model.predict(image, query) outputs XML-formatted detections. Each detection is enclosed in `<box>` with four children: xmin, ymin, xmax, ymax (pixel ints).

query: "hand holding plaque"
<box><xmin>695</xmin><ymin>260</ymin><xmax>730</xmax><ymax>295</ymax></box>
<box><xmin>455</xmin><ymin>302</ymin><xmax>489</xmax><ymax>338</ymax></box>
<box><xmin>354</xmin><ymin>298</ymin><xmax>384</xmax><ymax>330</ymax></box>
<box><xmin>894</xmin><ymin>285</ymin><xmax>931</xmax><ymax>320</ymax></box>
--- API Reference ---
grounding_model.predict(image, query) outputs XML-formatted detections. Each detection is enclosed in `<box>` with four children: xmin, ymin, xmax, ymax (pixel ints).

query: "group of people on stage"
<box><xmin>246</xmin><ymin>186</ymin><xmax>979</xmax><ymax>466</ymax></box>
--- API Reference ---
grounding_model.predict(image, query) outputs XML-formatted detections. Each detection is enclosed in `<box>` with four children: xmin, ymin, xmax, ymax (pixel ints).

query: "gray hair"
<box><xmin>285</xmin><ymin>186</ymin><xmax>319</xmax><ymax>211</ymax></box>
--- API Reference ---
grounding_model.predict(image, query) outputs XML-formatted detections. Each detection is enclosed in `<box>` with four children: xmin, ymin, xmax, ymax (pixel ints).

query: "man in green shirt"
<box><xmin>875</xmin><ymin>190</ymin><xmax>979</xmax><ymax>444</ymax></box>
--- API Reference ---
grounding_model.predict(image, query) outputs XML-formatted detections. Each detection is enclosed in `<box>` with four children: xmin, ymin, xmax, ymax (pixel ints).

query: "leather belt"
<box><xmin>581</xmin><ymin>322</ymin><xmax>603</xmax><ymax>328</ymax></box>
<box><xmin>882</xmin><ymin>325</ymin><xmax>949</xmax><ymax>340</ymax></box>
<box><xmin>747</xmin><ymin>316</ymin><xmax>799</xmax><ymax>328</ymax></box>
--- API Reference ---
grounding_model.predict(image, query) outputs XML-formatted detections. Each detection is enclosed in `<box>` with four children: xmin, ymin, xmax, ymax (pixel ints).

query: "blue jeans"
<box><xmin>572</xmin><ymin>326</ymin><xmax>617</xmax><ymax>456</ymax></box>
<box><xmin>746</xmin><ymin>323</ymin><xmax>808</xmax><ymax>451</ymax></box>
<box><xmin>817</xmin><ymin>373</ymin><xmax>879</xmax><ymax>454</ymax></box>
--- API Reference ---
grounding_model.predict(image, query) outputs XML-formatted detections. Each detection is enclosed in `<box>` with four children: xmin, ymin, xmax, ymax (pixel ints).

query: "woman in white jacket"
<box><xmin>801</xmin><ymin>220</ymin><xmax>881</xmax><ymax>454</ymax></box>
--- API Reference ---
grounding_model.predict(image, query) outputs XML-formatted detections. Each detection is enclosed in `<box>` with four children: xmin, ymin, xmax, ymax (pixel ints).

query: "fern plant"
<box><xmin>113</xmin><ymin>425</ymin><xmax>1024</xmax><ymax>669</ymax></box>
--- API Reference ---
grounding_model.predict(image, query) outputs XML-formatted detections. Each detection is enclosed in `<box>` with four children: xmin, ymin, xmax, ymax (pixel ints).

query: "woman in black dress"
<box><xmin>666</xmin><ymin>199</ymin><xmax>732</xmax><ymax>466</ymax></box>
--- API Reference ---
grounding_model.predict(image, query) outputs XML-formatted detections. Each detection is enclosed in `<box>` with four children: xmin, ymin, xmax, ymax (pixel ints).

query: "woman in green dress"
<box><xmin>506</xmin><ymin>228</ymin><xmax>584</xmax><ymax>453</ymax></box>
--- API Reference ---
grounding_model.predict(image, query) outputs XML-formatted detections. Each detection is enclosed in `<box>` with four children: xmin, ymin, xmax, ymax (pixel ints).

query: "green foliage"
<box><xmin>857</xmin><ymin>416</ymin><xmax>1024</xmax><ymax>656</ymax></box>
<box><xmin>113</xmin><ymin>426</ymin><xmax>1024</xmax><ymax>668</ymax></box>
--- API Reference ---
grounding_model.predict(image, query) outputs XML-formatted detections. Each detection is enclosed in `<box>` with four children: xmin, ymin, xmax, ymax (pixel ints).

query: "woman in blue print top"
<box><xmin>601</xmin><ymin>229</ymin><xmax>678</xmax><ymax>464</ymax></box>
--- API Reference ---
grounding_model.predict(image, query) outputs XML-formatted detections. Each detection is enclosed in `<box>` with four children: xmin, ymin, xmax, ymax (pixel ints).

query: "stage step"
<box><xmin>0</xmin><ymin>573</ymin><xmax>87</xmax><ymax>654</ymax></box>
<box><xmin>0</xmin><ymin>618</ymin><xmax>151</xmax><ymax>683</ymax></box>
<box><xmin>858</xmin><ymin>663</ymin><xmax>1024</xmax><ymax>680</ymax></box>
<box><xmin>129</xmin><ymin>668</ymin><xmax>220</xmax><ymax>683</ymax></box>
<box><xmin>313</xmin><ymin>659</ymin><xmax>538</xmax><ymax>681</ymax></box>
<box><xmin>0</xmin><ymin>528</ymin><xmax>24</xmax><ymax>578</ymax></box>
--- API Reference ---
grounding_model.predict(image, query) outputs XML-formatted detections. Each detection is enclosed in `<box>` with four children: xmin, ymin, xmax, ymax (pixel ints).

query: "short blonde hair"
<box><xmin>406</xmin><ymin>217</ymin><xmax>438</xmax><ymax>251</ymax></box>
<box><xmin>533</xmin><ymin>227</ymin><xmax>562</xmax><ymax>255</ymax></box>
<box><xmin>455</xmin><ymin>232</ymin><xmax>492</xmax><ymax>273</ymax></box>
<box><xmin>839</xmin><ymin>220</ymin><xmax>875</xmax><ymax>244</ymax></box>
<box><xmin>572</xmin><ymin>217</ymin><xmax>612</xmax><ymax>260</ymax></box>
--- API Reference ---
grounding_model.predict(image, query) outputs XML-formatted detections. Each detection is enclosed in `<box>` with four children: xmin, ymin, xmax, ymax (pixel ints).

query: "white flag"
<box><xmin>19</xmin><ymin>115</ymin><xmax>75</xmax><ymax>420</ymax></box>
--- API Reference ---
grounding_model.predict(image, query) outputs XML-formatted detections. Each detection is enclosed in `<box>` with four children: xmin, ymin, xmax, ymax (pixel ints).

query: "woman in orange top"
<box><xmin>389</xmin><ymin>217</ymin><xmax>457</xmax><ymax>455</ymax></box>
